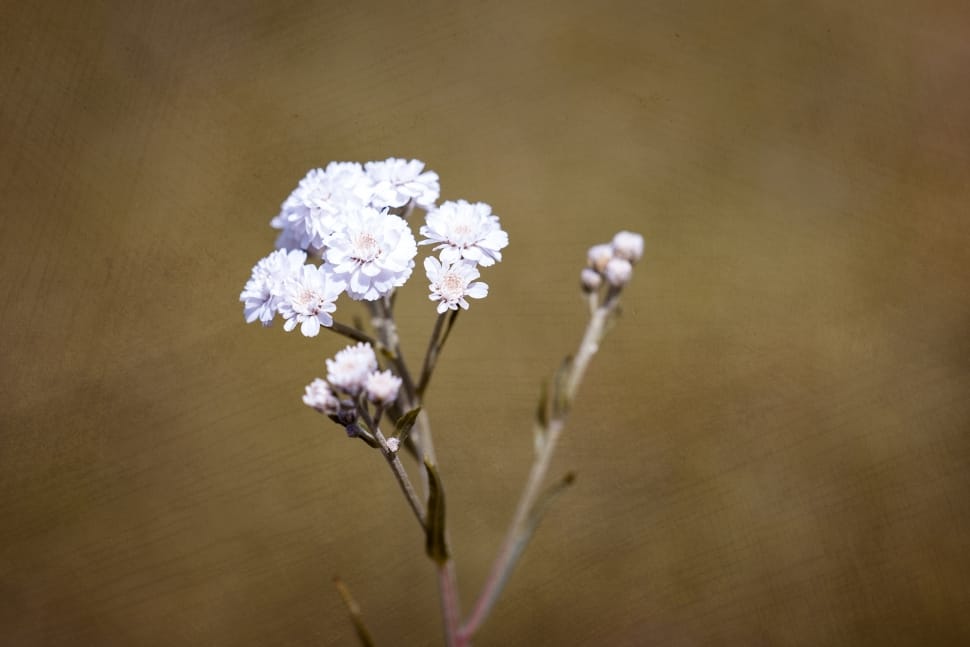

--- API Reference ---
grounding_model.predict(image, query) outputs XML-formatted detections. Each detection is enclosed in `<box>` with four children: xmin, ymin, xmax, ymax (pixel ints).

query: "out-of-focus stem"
<box><xmin>330</xmin><ymin>320</ymin><xmax>377</xmax><ymax>346</ymax></box>
<box><xmin>459</xmin><ymin>293</ymin><xmax>619</xmax><ymax>642</ymax></box>
<box><xmin>438</xmin><ymin>561</ymin><xmax>461</xmax><ymax>647</ymax></box>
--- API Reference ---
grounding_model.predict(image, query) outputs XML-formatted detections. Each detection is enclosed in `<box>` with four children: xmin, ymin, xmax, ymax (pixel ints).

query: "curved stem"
<box><xmin>459</xmin><ymin>295</ymin><xmax>619</xmax><ymax>642</ymax></box>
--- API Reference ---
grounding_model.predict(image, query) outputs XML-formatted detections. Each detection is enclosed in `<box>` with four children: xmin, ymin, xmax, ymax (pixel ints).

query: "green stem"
<box><xmin>458</xmin><ymin>295</ymin><xmax>619</xmax><ymax>642</ymax></box>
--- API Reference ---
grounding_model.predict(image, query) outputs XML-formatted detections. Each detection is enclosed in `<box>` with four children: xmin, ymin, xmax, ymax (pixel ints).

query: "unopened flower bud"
<box><xmin>611</xmin><ymin>231</ymin><xmax>644</xmax><ymax>263</ymax></box>
<box><xmin>334</xmin><ymin>403</ymin><xmax>360</xmax><ymax>428</ymax></box>
<box><xmin>604</xmin><ymin>257</ymin><xmax>633</xmax><ymax>287</ymax></box>
<box><xmin>303</xmin><ymin>378</ymin><xmax>341</xmax><ymax>415</ymax></box>
<box><xmin>386</xmin><ymin>437</ymin><xmax>401</xmax><ymax>453</ymax></box>
<box><xmin>587</xmin><ymin>243</ymin><xmax>613</xmax><ymax>273</ymax></box>
<box><xmin>580</xmin><ymin>267</ymin><xmax>602</xmax><ymax>293</ymax></box>
<box><xmin>365</xmin><ymin>369</ymin><xmax>403</xmax><ymax>405</ymax></box>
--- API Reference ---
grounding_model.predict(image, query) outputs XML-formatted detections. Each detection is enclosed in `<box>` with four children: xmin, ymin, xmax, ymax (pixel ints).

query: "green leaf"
<box><xmin>534</xmin><ymin>380</ymin><xmax>549</xmax><ymax>454</ymax></box>
<box><xmin>394</xmin><ymin>407</ymin><xmax>421</xmax><ymax>445</ymax></box>
<box><xmin>552</xmin><ymin>355</ymin><xmax>573</xmax><ymax>417</ymax></box>
<box><xmin>536</xmin><ymin>379</ymin><xmax>549</xmax><ymax>428</ymax></box>
<box><xmin>333</xmin><ymin>576</ymin><xmax>376</xmax><ymax>647</ymax></box>
<box><xmin>424</xmin><ymin>458</ymin><xmax>449</xmax><ymax>564</ymax></box>
<box><xmin>523</xmin><ymin>472</ymin><xmax>576</xmax><ymax>539</ymax></box>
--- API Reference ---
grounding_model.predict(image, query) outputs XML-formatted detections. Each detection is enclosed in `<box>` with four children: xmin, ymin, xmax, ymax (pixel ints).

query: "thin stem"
<box><xmin>384</xmin><ymin>444</ymin><xmax>426</xmax><ymax>530</ymax></box>
<box><xmin>410</xmin><ymin>397</ymin><xmax>462</xmax><ymax>647</ymax></box>
<box><xmin>438</xmin><ymin>562</ymin><xmax>461</xmax><ymax>647</ymax></box>
<box><xmin>367</xmin><ymin>294</ymin><xmax>463</xmax><ymax>646</ymax></box>
<box><xmin>359</xmin><ymin>398</ymin><xmax>427</xmax><ymax>530</ymax></box>
<box><xmin>417</xmin><ymin>309</ymin><xmax>459</xmax><ymax>398</ymax></box>
<box><xmin>330</xmin><ymin>320</ymin><xmax>377</xmax><ymax>346</ymax></box>
<box><xmin>417</xmin><ymin>312</ymin><xmax>447</xmax><ymax>397</ymax></box>
<box><xmin>459</xmin><ymin>296</ymin><xmax>619</xmax><ymax>642</ymax></box>
<box><xmin>375</xmin><ymin>296</ymin><xmax>418</xmax><ymax>406</ymax></box>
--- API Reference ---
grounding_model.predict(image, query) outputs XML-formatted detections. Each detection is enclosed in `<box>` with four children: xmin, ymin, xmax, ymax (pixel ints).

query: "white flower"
<box><xmin>604</xmin><ymin>257</ymin><xmax>633</xmax><ymax>287</ymax></box>
<box><xmin>303</xmin><ymin>378</ymin><xmax>340</xmax><ymax>415</ymax></box>
<box><xmin>419</xmin><ymin>200</ymin><xmax>508</xmax><ymax>267</ymax></box>
<box><xmin>424</xmin><ymin>256</ymin><xmax>489</xmax><ymax>314</ymax></box>
<box><xmin>326</xmin><ymin>343</ymin><xmax>378</xmax><ymax>396</ymax></box>
<box><xmin>365</xmin><ymin>158</ymin><xmax>440</xmax><ymax>210</ymax></box>
<box><xmin>277</xmin><ymin>264</ymin><xmax>345</xmax><ymax>337</ymax></box>
<box><xmin>272</xmin><ymin>164</ymin><xmax>374</xmax><ymax>251</ymax></box>
<box><xmin>365</xmin><ymin>369</ymin><xmax>403</xmax><ymax>405</ymax></box>
<box><xmin>325</xmin><ymin>206</ymin><xmax>418</xmax><ymax>301</ymax></box>
<box><xmin>612</xmin><ymin>231</ymin><xmax>644</xmax><ymax>263</ymax></box>
<box><xmin>240</xmin><ymin>249</ymin><xmax>308</xmax><ymax>325</ymax></box>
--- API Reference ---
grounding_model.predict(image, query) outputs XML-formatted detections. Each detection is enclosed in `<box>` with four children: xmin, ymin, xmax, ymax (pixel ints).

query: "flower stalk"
<box><xmin>239</xmin><ymin>157</ymin><xmax>642</xmax><ymax>646</ymax></box>
<box><xmin>458</xmin><ymin>289</ymin><xmax>621</xmax><ymax>643</ymax></box>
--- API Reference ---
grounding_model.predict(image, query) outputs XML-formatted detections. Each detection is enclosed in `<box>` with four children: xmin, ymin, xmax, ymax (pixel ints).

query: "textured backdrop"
<box><xmin>2</xmin><ymin>1</ymin><xmax>969</xmax><ymax>645</ymax></box>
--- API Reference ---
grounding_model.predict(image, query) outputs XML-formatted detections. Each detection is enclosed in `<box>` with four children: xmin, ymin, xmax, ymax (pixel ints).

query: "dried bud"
<box><xmin>611</xmin><ymin>231</ymin><xmax>644</xmax><ymax>263</ymax></box>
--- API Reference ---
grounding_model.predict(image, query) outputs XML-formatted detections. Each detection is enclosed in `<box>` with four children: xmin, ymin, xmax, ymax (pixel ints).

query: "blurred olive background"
<box><xmin>3</xmin><ymin>0</ymin><xmax>970</xmax><ymax>645</ymax></box>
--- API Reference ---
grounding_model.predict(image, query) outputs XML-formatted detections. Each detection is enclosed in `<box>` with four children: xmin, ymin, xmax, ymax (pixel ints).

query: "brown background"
<box><xmin>2</xmin><ymin>1</ymin><xmax>969</xmax><ymax>645</ymax></box>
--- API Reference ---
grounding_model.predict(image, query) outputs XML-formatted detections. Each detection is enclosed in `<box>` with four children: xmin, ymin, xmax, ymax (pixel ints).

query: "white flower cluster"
<box><xmin>240</xmin><ymin>158</ymin><xmax>509</xmax><ymax>336</ymax></box>
<box><xmin>582</xmin><ymin>231</ymin><xmax>644</xmax><ymax>292</ymax></box>
<box><xmin>420</xmin><ymin>200</ymin><xmax>507</xmax><ymax>313</ymax></box>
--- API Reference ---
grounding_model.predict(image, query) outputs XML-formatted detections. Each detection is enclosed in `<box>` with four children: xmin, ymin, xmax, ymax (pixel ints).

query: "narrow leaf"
<box><xmin>535</xmin><ymin>379</ymin><xmax>549</xmax><ymax>429</ymax></box>
<box><xmin>522</xmin><ymin>472</ymin><xmax>576</xmax><ymax>545</ymax></box>
<box><xmin>394</xmin><ymin>407</ymin><xmax>422</xmax><ymax>445</ymax></box>
<box><xmin>534</xmin><ymin>380</ymin><xmax>549</xmax><ymax>454</ymax></box>
<box><xmin>333</xmin><ymin>576</ymin><xmax>376</xmax><ymax>647</ymax></box>
<box><xmin>424</xmin><ymin>458</ymin><xmax>449</xmax><ymax>564</ymax></box>
<box><xmin>552</xmin><ymin>355</ymin><xmax>574</xmax><ymax>417</ymax></box>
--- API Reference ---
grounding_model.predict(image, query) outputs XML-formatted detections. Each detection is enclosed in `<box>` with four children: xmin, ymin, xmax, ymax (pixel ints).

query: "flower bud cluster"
<box><xmin>582</xmin><ymin>231</ymin><xmax>644</xmax><ymax>296</ymax></box>
<box><xmin>304</xmin><ymin>343</ymin><xmax>404</xmax><ymax>445</ymax></box>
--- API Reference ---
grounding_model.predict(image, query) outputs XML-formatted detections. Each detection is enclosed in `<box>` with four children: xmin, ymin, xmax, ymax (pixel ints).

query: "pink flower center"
<box><xmin>352</xmin><ymin>232</ymin><xmax>382</xmax><ymax>263</ymax></box>
<box><xmin>440</xmin><ymin>272</ymin><xmax>465</xmax><ymax>301</ymax></box>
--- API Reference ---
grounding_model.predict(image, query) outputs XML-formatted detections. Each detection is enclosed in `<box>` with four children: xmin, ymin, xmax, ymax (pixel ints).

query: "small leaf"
<box><xmin>536</xmin><ymin>379</ymin><xmax>549</xmax><ymax>429</ymax></box>
<box><xmin>333</xmin><ymin>576</ymin><xmax>376</xmax><ymax>647</ymax></box>
<box><xmin>424</xmin><ymin>458</ymin><xmax>449</xmax><ymax>564</ymax></box>
<box><xmin>523</xmin><ymin>472</ymin><xmax>577</xmax><ymax>538</ymax></box>
<box><xmin>394</xmin><ymin>407</ymin><xmax>421</xmax><ymax>445</ymax></box>
<box><xmin>552</xmin><ymin>355</ymin><xmax>574</xmax><ymax>418</ymax></box>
